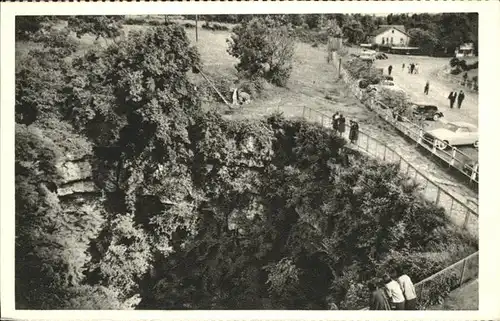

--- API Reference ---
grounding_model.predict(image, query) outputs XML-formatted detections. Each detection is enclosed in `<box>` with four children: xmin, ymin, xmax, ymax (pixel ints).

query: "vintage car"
<box><xmin>411</xmin><ymin>104</ymin><xmax>444</xmax><ymax>121</ymax></box>
<box><xmin>423</xmin><ymin>121</ymin><xmax>478</xmax><ymax>150</ymax></box>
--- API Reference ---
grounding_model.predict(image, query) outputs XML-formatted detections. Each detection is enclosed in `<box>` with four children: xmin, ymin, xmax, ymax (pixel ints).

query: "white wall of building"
<box><xmin>373</xmin><ymin>28</ymin><xmax>410</xmax><ymax>47</ymax></box>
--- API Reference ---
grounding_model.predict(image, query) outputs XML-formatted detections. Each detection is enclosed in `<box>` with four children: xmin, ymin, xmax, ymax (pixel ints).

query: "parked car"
<box><xmin>411</xmin><ymin>104</ymin><xmax>444</xmax><ymax>121</ymax></box>
<box><xmin>423</xmin><ymin>121</ymin><xmax>478</xmax><ymax>150</ymax></box>
<box><xmin>367</xmin><ymin>80</ymin><xmax>406</xmax><ymax>96</ymax></box>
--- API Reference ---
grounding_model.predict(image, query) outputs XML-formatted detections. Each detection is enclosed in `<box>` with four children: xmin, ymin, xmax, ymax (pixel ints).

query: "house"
<box><xmin>369</xmin><ymin>25</ymin><xmax>411</xmax><ymax>47</ymax></box>
<box><xmin>455</xmin><ymin>43</ymin><xmax>475</xmax><ymax>58</ymax></box>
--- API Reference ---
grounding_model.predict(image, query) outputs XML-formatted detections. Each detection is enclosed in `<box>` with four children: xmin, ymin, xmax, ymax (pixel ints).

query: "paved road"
<box><xmin>374</xmin><ymin>54</ymin><xmax>478</xmax><ymax>126</ymax></box>
<box><xmin>374</xmin><ymin>54</ymin><xmax>478</xmax><ymax>162</ymax></box>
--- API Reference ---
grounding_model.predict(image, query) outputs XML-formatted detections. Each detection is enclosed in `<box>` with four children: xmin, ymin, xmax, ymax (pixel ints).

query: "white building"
<box><xmin>455</xmin><ymin>43</ymin><xmax>475</xmax><ymax>58</ymax></box>
<box><xmin>369</xmin><ymin>25</ymin><xmax>411</xmax><ymax>47</ymax></box>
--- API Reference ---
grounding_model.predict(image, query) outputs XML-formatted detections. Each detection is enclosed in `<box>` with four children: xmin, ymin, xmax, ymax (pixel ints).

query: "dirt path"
<box><xmin>428</xmin><ymin>279</ymin><xmax>478</xmax><ymax>310</ymax></box>
<box><xmin>374</xmin><ymin>54</ymin><xmax>479</xmax><ymax>162</ymax></box>
<box><xmin>374</xmin><ymin>54</ymin><xmax>478</xmax><ymax>126</ymax></box>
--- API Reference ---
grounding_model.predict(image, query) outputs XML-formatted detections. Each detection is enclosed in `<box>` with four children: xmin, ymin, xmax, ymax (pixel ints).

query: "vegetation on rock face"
<box><xmin>15</xmin><ymin>17</ymin><xmax>477</xmax><ymax>310</ymax></box>
<box><xmin>227</xmin><ymin>17</ymin><xmax>295</xmax><ymax>87</ymax></box>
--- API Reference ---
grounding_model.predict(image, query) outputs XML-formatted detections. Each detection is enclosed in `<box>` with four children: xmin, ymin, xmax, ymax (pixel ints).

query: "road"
<box><xmin>374</xmin><ymin>54</ymin><xmax>478</xmax><ymax>162</ymax></box>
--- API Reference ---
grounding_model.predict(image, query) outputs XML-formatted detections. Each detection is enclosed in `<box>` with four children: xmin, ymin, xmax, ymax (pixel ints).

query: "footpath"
<box><xmin>428</xmin><ymin>279</ymin><xmax>478</xmax><ymax>310</ymax></box>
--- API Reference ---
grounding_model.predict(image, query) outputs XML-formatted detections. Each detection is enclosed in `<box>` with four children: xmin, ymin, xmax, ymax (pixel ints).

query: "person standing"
<box><xmin>448</xmin><ymin>91</ymin><xmax>457</xmax><ymax>108</ymax></box>
<box><xmin>463</xmin><ymin>72</ymin><xmax>468</xmax><ymax>85</ymax></box>
<box><xmin>338</xmin><ymin>114</ymin><xmax>346</xmax><ymax>137</ymax></box>
<box><xmin>457</xmin><ymin>90</ymin><xmax>465</xmax><ymax>109</ymax></box>
<box><xmin>394</xmin><ymin>268</ymin><xmax>417</xmax><ymax>310</ymax></box>
<box><xmin>349</xmin><ymin>120</ymin><xmax>359</xmax><ymax>144</ymax></box>
<box><xmin>368</xmin><ymin>281</ymin><xmax>391</xmax><ymax>310</ymax></box>
<box><xmin>414</xmin><ymin>63</ymin><xmax>419</xmax><ymax>74</ymax></box>
<box><xmin>410</xmin><ymin>63</ymin><xmax>415</xmax><ymax>74</ymax></box>
<box><xmin>332</xmin><ymin>112</ymin><xmax>340</xmax><ymax>134</ymax></box>
<box><xmin>424</xmin><ymin>81</ymin><xmax>430</xmax><ymax>95</ymax></box>
<box><xmin>407</xmin><ymin>65</ymin><xmax>411</xmax><ymax>74</ymax></box>
<box><xmin>388</xmin><ymin>65</ymin><xmax>393</xmax><ymax>76</ymax></box>
<box><xmin>383</xmin><ymin>274</ymin><xmax>405</xmax><ymax>310</ymax></box>
<box><xmin>402</xmin><ymin>63</ymin><xmax>405</xmax><ymax>71</ymax></box>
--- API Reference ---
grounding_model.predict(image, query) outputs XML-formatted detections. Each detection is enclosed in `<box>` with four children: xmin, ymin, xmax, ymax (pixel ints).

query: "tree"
<box><xmin>408</xmin><ymin>28</ymin><xmax>439</xmax><ymax>55</ymax></box>
<box><xmin>67</xmin><ymin>16</ymin><xmax>125</xmax><ymax>43</ymax></box>
<box><xmin>228</xmin><ymin>17</ymin><xmax>295</xmax><ymax>87</ymax></box>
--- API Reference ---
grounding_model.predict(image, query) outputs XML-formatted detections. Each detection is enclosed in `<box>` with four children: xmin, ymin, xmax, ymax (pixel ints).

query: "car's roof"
<box><xmin>412</xmin><ymin>103</ymin><xmax>438</xmax><ymax>108</ymax></box>
<box><xmin>449</xmin><ymin>121</ymin><xmax>477</xmax><ymax>129</ymax></box>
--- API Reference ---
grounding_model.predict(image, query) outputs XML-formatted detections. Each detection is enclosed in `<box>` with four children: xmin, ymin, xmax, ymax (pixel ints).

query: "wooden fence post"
<box><xmin>450</xmin><ymin>147</ymin><xmax>457</xmax><ymax>167</ymax></box>
<box><xmin>435</xmin><ymin>188</ymin><xmax>442</xmax><ymax>205</ymax></box>
<box><xmin>463</xmin><ymin>208</ymin><xmax>471</xmax><ymax>230</ymax></box>
<box><xmin>459</xmin><ymin>258</ymin><xmax>467</xmax><ymax>286</ymax></box>
<box><xmin>471</xmin><ymin>163</ymin><xmax>479</xmax><ymax>181</ymax></box>
<box><xmin>383</xmin><ymin>145</ymin><xmax>387</xmax><ymax>161</ymax></box>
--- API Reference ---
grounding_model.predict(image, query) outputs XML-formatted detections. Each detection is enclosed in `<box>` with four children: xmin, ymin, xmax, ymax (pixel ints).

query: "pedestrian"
<box><xmin>402</xmin><ymin>63</ymin><xmax>405</xmax><ymax>71</ymax></box>
<box><xmin>424</xmin><ymin>81</ymin><xmax>429</xmax><ymax>95</ymax></box>
<box><xmin>457</xmin><ymin>90</ymin><xmax>465</xmax><ymax>109</ymax></box>
<box><xmin>368</xmin><ymin>280</ymin><xmax>391</xmax><ymax>310</ymax></box>
<box><xmin>393</xmin><ymin>268</ymin><xmax>417</xmax><ymax>310</ymax></box>
<box><xmin>410</xmin><ymin>63</ymin><xmax>415</xmax><ymax>74</ymax></box>
<box><xmin>383</xmin><ymin>274</ymin><xmax>405</xmax><ymax>310</ymax></box>
<box><xmin>448</xmin><ymin>91</ymin><xmax>457</xmax><ymax>108</ymax></box>
<box><xmin>388</xmin><ymin>65</ymin><xmax>393</xmax><ymax>76</ymax></box>
<box><xmin>348</xmin><ymin>120</ymin><xmax>359</xmax><ymax>144</ymax></box>
<box><xmin>332</xmin><ymin>112</ymin><xmax>340</xmax><ymax>134</ymax></box>
<box><xmin>338</xmin><ymin>114</ymin><xmax>346</xmax><ymax>137</ymax></box>
<box><xmin>463</xmin><ymin>72</ymin><xmax>468</xmax><ymax>85</ymax></box>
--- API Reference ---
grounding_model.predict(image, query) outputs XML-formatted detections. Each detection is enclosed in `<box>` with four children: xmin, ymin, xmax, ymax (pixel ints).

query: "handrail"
<box><xmin>299</xmin><ymin>105</ymin><xmax>478</xmax><ymax>217</ymax></box>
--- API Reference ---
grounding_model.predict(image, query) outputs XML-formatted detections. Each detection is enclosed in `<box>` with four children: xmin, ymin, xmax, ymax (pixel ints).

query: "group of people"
<box><xmin>369</xmin><ymin>267</ymin><xmax>418</xmax><ymax>310</ymax></box>
<box><xmin>332</xmin><ymin>112</ymin><xmax>360</xmax><ymax>145</ymax></box>
<box><xmin>402</xmin><ymin>62</ymin><xmax>419</xmax><ymax>74</ymax></box>
<box><xmin>448</xmin><ymin>90</ymin><xmax>466</xmax><ymax>109</ymax></box>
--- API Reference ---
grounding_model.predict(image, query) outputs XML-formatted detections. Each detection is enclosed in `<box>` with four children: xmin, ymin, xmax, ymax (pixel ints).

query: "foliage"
<box><xmin>408</xmin><ymin>28</ymin><xmax>439</xmax><ymax>55</ymax></box>
<box><xmin>344</xmin><ymin>58</ymin><xmax>381</xmax><ymax>83</ymax></box>
<box><xmin>15</xmin><ymin>17</ymin><xmax>478</xmax><ymax>310</ymax></box>
<box><xmin>228</xmin><ymin>17</ymin><xmax>295</xmax><ymax>87</ymax></box>
<box><xmin>67</xmin><ymin>16</ymin><xmax>125</xmax><ymax>41</ymax></box>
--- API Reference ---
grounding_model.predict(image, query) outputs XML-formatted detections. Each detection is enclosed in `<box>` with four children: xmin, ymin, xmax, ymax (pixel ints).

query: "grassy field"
<box><xmin>14</xmin><ymin>20</ymin><xmax>479</xmax><ymax>204</ymax></box>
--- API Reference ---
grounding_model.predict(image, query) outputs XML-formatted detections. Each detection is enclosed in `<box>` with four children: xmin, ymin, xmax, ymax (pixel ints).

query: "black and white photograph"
<box><xmin>1</xmin><ymin>1</ymin><xmax>500</xmax><ymax>320</ymax></box>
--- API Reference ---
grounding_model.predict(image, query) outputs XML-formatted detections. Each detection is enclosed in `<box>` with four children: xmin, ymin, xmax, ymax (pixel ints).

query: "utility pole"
<box><xmin>195</xmin><ymin>15</ymin><xmax>199</xmax><ymax>42</ymax></box>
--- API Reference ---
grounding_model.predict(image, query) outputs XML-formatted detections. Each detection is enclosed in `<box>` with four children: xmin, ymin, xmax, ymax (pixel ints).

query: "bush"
<box><xmin>450</xmin><ymin>67</ymin><xmax>462</xmax><ymax>75</ymax></box>
<box><xmin>228</xmin><ymin>17</ymin><xmax>294</xmax><ymax>87</ymax></box>
<box><xmin>449</xmin><ymin>57</ymin><xmax>460</xmax><ymax>67</ymax></box>
<box><xmin>344</xmin><ymin>58</ymin><xmax>382</xmax><ymax>84</ymax></box>
<box><xmin>183</xmin><ymin>22</ymin><xmax>195</xmax><ymax>29</ymax></box>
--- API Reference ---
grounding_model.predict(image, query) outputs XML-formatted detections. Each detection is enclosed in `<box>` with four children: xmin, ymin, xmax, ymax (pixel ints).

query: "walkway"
<box><xmin>428</xmin><ymin>279</ymin><xmax>478</xmax><ymax>310</ymax></box>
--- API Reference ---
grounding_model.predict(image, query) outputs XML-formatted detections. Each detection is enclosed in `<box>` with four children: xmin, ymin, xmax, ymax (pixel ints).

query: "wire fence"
<box><xmin>298</xmin><ymin>104</ymin><xmax>478</xmax><ymax>239</ymax></box>
<box><xmin>359</xmin><ymin>251</ymin><xmax>478</xmax><ymax>310</ymax></box>
<box><xmin>331</xmin><ymin>52</ymin><xmax>479</xmax><ymax>188</ymax></box>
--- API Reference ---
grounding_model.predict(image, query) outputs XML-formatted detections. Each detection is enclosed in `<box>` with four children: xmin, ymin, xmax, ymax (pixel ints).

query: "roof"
<box><xmin>371</xmin><ymin>25</ymin><xmax>409</xmax><ymax>37</ymax></box>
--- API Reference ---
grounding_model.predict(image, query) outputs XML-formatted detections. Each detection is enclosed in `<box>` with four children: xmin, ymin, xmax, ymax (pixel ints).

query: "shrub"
<box><xmin>450</xmin><ymin>67</ymin><xmax>462</xmax><ymax>75</ymax></box>
<box><xmin>344</xmin><ymin>58</ymin><xmax>382</xmax><ymax>84</ymax></box>
<box><xmin>228</xmin><ymin>17</ymin><xmax>294</xmax><ymax>87</ymax></box>
<box><xmin>449</xmin><ymin>57</ymin><xmax>460</xmax><ymax>67</ymax></box>
<box><xmin>183</xmin><ymin>22</ymin><xmax>195</xmax><ymax>29</ymax></box>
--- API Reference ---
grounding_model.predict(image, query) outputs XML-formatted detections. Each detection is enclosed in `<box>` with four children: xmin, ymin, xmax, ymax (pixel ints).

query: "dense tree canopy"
<box><xmin>15</xmin><ymin>16</ymin><xmax>477</xmax><ymax>310</ymax></box>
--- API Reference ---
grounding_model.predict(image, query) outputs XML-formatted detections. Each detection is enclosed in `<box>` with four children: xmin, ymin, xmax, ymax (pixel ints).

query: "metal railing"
<box><xmin>298</xmin><ymin>105</ymin><xmax>478</xmax><ymax>239</ymax></box>
<box><xmin>359</xmin><ymin>251</ymin><xmax>478</xmax><ymax>310</ymax></box>
<box><xmin>332</xmin><ymin>52</ymin><xmax>479</xmax><ymax>187</ymax></box>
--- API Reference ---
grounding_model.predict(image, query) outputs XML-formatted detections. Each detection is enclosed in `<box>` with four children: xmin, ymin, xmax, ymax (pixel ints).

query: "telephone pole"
<box><xmin>195</xmin><ymin>15</ymin><xmax>199</xmax><ymax>42</ymax></box>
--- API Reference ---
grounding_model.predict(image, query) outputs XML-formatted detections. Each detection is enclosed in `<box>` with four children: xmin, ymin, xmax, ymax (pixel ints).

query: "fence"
<box><xmin>359</xmin><ymin>251</ymin><xmax>479</xmax><ymax>310</ymax></box>
<box><xmin>331</xmin><ymin>52</ymin><xmax>479</xmax><ymax>187</ymax></box>
<box><xmin>298</xmin><ymin>105</ymin><xmax>478</xmax><ymax>239</ymax></box>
